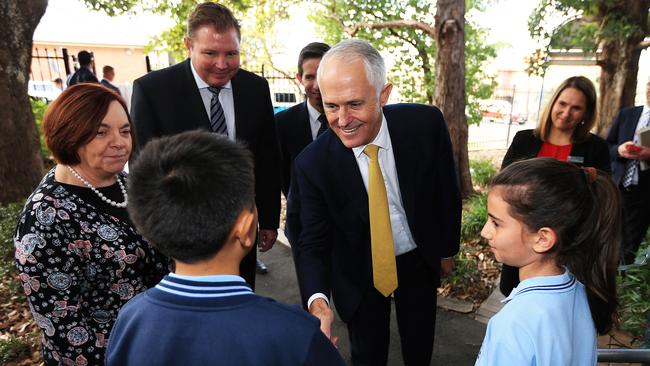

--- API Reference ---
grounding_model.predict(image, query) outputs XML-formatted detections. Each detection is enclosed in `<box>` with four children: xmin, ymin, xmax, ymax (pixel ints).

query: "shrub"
<box><xmin>461</xmin><ymin>191</ymin><xmax>488</xmax><ymax>243</ymax></box>
<box><xmin>0</xmin><ymin>336</ymin><xmax>30</xmax><ymax>364</ymax></box>
<box><xmin>30</xmin><ymin>97</ymin><xmax>51</xmax><ymax>161</ymax></box>
<box><xmin>618</xmin><ymin>231</ymin><xmax>650</xmax><ymax>340</ymax></box>
<box><xmin>470</xmin><ymin>159</ymin><xmax>497</xmax><ymax>187</ymax></box>
<box><xmin>0</xmin><ymin>202</ymin><xmax>22</xmax><ymax>278</ymax></box>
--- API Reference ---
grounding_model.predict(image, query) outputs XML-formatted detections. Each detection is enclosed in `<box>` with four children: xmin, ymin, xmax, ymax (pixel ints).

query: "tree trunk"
<box><xmin>595</xmin><ymin>0</ymin><xmax>649</xmax><ymax>136</ymax></box>
<box><xmin>434</xmin><ymin>0</ymin><xmax>472</xmax><ymax>198</ymax></box>
<box><xmin>0</xmin><ymin>1</ymin><xmax>47</xmax><ymax>204</ymax></box>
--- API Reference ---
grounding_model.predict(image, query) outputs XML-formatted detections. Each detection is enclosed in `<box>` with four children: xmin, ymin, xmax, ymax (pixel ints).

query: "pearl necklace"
<box><xmin>66</xmin><ymin>166</ymin><xmax>128</xmax><ymax>208</ymax></box>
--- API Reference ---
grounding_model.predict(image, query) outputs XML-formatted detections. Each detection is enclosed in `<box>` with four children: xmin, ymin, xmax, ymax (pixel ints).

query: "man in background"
<box><xmin>606</xmin><ymin>76</ymin><xmax>650</xmax><ymax>264</ymax></box>
<box><xmin>129</xmin><ymin>2</ymin><xmax>280</xmax><ymax>287</ymax></box>
<box><xmin>68</xmin><ymin>50</ymin><xmax>98</xmax><ymax>86</ymax></box>
<box><xmin>275</xmin><ymin>42</ymin><xmax>330</xmax><ymax>303</ymax></box>
<box><xmin>100</xmin><ymin>65</ymin><xmax>121</xmax><ymax>96</ymax></box>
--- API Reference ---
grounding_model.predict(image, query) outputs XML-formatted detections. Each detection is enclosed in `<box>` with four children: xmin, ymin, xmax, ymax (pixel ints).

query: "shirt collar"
<box><xmin>352</xmin><ymin>114</ymin><xmax>390</xmax><ymax>158</ymax></box>
<box><xmin>502</xmin><ymin>268</ymin><xmax>574</xmax><ymax>304</ymax></box>
<box><xmin>169</xmin><ymin>272</ymin><xmax>246</xmax><ymax>283</ymax></box>
<box><xmin>189</xmin><ymin>59</ymin><xmax>232</xmax><ymax>90</ymax></box>
<box><xmin>306</xmin><ymin>100</ymin><xmax>322</xmax><ymax>121</ymax></box>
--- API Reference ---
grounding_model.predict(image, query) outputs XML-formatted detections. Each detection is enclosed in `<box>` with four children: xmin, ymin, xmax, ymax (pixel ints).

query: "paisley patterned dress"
<box><xmin>14</xmin><ymin>169</ymin><xmax>168</xmax><ymax>366</ymax></box>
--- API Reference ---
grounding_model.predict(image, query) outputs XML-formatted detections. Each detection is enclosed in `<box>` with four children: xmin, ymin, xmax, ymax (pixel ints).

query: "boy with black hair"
<box><xmin>105</xmin><ymin>130</ymin><xmax>344</xmax><ymax>366</ymax></box>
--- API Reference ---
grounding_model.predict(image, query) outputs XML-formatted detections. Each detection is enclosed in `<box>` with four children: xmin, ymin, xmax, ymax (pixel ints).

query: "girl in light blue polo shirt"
<box><xmin>476</xmin><ymin>158</ymin><xmax>620</xmax><ymax>366</ymax></box>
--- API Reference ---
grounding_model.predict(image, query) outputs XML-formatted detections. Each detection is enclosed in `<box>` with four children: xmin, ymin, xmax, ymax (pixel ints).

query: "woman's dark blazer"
<box><xmin>501</xmin><ymin>129</ymin><xmax>611</xmax><ymax>172</ymax></box>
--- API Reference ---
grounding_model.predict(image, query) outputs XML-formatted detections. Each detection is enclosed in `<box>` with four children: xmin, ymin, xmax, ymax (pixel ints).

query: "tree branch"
<box><xmin>349</xmin><ymin>20</ymin><xmax>436</xmax><ymax>38</ymax></box>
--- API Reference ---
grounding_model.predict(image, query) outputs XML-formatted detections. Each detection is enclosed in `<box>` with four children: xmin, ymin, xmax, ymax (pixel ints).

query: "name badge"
<box><xmin>567</xmin><ymin>155</ymin><xmax>584</xmax><ymax>164</ymax></box>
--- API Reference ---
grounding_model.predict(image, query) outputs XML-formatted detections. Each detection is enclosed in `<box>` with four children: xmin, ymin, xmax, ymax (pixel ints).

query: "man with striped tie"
<box><xmin>130</xmin><ymin>2</ymin><xmax>280</xmax><ymax>288</ymax></box>
<box><xmin>606</xmin><ymin>76</ymin><xmax>650</xmax><ymax>264</ymax></box>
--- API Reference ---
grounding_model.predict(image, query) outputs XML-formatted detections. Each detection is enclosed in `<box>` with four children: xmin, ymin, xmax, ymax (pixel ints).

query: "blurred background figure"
<box><xmin>606</xmin><ymin>76</ymin><xmax>650</xmax><ymax>265</ymax></box>
<box><xmin>100</xmin><ymin>65</ymin><xmax>121</xmax><ymax>96</ymax></box>
<box><xmin>67</xmin><ymin>50</ymin><xmax>99</xmax><ymax>87</ymax></box>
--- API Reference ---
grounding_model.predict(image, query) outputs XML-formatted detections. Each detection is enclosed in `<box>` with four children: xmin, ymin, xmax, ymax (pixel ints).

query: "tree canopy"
<box><xmin>527</xmin><ymin>0</ymin><xmax>650</xmax><ymax>134</ymax></box>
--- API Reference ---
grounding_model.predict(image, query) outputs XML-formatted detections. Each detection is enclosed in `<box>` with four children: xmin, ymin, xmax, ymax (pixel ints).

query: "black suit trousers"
<box><xmin>347</xmin><ymin>249</ymin><xmax>437</xmax><ymax>366</ymax></box>
<box><xmin>620</xmin><ymin>170</ymin><xmax>650</xmax><ymax>264</ymax></box>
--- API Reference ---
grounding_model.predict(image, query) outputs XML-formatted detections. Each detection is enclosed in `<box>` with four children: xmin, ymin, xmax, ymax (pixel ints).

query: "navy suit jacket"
<box><xmin>606</xmin><ymin>106</ymin><xmax>645</xmax><ymax>185</ymax></box>
<box><xmin>294</xmin><ymin>103</ymin><xmax>461</xmax><ymax>322</ymax></box>
<box><xmin>275</xmin><ymin>101</ymin><xmax>313</xmax><ymax>198</ymax></box>
<box><xmin>130</xmin><ymin>59</ymin><xmax>280</xmax><ymax>229</ymax></box>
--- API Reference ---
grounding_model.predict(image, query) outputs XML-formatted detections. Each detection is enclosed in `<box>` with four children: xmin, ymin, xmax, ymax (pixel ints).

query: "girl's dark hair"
<box><xmin>490</xmin><ymin>158</ymin><xmax>621</xmax><ymax>334</ymax></box>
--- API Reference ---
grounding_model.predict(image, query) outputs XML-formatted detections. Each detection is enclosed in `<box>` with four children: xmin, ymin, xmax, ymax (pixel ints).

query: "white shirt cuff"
<box><xmin>307</xmin><ymin>293</ymin><xmax>329</xmax><ymax>309</ymax></box>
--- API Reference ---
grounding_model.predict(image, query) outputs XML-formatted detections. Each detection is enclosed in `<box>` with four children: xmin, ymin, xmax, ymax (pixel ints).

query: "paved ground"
<box><xmin>256</xmin><ymin>243</ymin><xmax>487</xmax><ymax>366</ymax></box>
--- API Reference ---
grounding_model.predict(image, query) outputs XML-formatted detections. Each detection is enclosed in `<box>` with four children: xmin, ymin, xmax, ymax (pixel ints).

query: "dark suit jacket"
<box><xmin>502</xmin><ymin>129</ymin><xmax>611</xmax><ymax>173</ymax></box>
<box><xmin>130</xmin><ymin>59</ymin><xmax>280</xmax><ymax>229</ymax></box>
<box><xmin>294</xmin><ymin>103</ymin><xmax>461</xmax><ymax>322</ymax></box>
<box><xmin>100</xmin><ymin>79</ymin><xmax>121</xmax><ymax>95</ymax></box>
<box><xmin>68</xmin><ymin>67</ymin><xmax>98</xmax><ymax>87</ymax></box>
<box><xmin>275</xmin><ymin>102</ymin><xmax>313</xmax><ymax>243</ymax></box>
<box><xmin>606</xmin><ymin>106</ymin><xmax>645</xmax><ymax>185</ymax></box>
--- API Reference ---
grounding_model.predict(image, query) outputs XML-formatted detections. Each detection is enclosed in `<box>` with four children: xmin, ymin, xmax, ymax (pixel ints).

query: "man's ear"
<box><xmin>532</xmin><ymin>227</ymin><xmax>557</xmax><ymax>254</ymax></box>
<box><xmin>183</xmin><ymin>37</ymin><xmax>193</xmax><ymax>54</ymax></box>
<box><xmin>296</xmin><ymin>72</ymin><xmax>303</xmax><ymax>84</ymax></box>
<box><xmin>379</xmin><ymin>83</ymin><xmax>393</xmax><ymax>107</ymax></box>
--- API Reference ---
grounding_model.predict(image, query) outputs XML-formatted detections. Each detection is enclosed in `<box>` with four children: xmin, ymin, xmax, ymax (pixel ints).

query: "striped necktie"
<box><xmin>363</xmin><ymin>144</ymin><xmax>398</xmax><ymax>297</ymax></box>
<box><xmin>208</xmin><ymin>87</ymin><xmax>227</xmax><ymax>135</ymax></box>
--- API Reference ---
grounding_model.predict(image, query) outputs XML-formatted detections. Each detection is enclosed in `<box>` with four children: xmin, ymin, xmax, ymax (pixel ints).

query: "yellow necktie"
<box><xmin>363</xmin><ymin>144</ymin><xmax>398</xmax><ymax>297</ymax></box>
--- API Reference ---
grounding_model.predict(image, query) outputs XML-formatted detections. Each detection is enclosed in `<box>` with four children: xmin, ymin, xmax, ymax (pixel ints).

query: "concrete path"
<box><xmin>256</xmin><ymin>242</ymin><xmax>487</xmax><ymax>365</ymax></box>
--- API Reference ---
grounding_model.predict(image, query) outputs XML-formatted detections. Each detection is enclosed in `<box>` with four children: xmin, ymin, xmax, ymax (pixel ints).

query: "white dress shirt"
<box><xmin>306</xmin><ymin>101</ymin><xmax>324</xmax><ymax>141</ymax></box>
<box><xmin>307</xmin><ymin>115</ymin><xmax>417</xmax><ymax>309</ymax></box>
<box><xmin>190</xmin><ymin>62</ymin><xmax>236</xmax><ymax>140</ymax></box>
<box><xmin>635</xmin><ymin>105</ymin><xmax>650</xmax><ymax>173</ymax></box>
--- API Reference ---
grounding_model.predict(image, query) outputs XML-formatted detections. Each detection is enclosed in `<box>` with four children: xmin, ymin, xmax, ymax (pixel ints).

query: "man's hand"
<box><xmin>440</xmin><ymin>257</ymin><xmax>455</xmax><ymax>278</ymax></box>
<box><xmin>309</xmin><ymin>298</ymin><xmax>338</xmax><ymax>346</ymax></box>
<box><xmin>618</xmin><ymin>141</ymin><xmax>644</xmax><ymax>160</ymax></box>
<box><xmin>258</xmin><ymin>229</ymin><xmax>277</xmax><ymax>252</ymax></box>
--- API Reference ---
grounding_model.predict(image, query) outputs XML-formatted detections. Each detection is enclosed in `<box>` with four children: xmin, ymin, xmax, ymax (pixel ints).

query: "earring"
<box><xmin>580</xmin><ymin>120</ymin><xmax>585</xmax><ymax>125</ymax></box>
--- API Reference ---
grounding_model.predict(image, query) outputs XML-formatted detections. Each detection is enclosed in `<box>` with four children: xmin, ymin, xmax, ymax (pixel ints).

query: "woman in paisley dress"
<box><xmin>14</xmin><ymin>83</ymin><xmax>168</xmax><ymax>366</ymax></box>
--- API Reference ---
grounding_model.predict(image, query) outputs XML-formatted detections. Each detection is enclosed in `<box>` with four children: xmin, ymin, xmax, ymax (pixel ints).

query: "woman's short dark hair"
<box><xmin>187</xmin><ymin>2</ymin><xmax>240</xmax><ymax>40</ymax></box>
<box><xmin>534</xmin><ymin>76</ymin><xmax>597</xmax><ymax>143</ymax></box>
<box><xmin>43</xmin><ymin>83</ymin><xmax>132</xmax><ymax>165</ymax></box>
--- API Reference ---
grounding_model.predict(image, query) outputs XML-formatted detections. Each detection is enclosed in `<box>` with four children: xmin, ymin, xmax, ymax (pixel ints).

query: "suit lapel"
<box><xmin>231</xmin><ymin>69</ymin><xmax>246</xmax><ymax>138</ymax></box>
<box><xmin>625</xmin><ymin>106</ymin><xmax>644</xmax><ymax>140</ymax></box>
<box><xmin>329</xmin><ymin>136</ymin><xmax>369</xmax><ymax>223</ymax></box>
<box><xmin>182</xmin><ymin>59</ymin><xmax>212</xmax><ymax>130</ymax></box>
<box><xmin>297</xmin><ymin>102</ymin><xmax>314</xmax><ymax>145</ymax></box>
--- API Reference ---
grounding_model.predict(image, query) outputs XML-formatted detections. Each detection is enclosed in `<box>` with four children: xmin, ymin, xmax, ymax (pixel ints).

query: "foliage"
<box><xmin>309</xmin><ymin>0</ymin><xmax>497</xmax><ymax>124</ymax></box>
<box><xmin>143</xmin><ymin>0</ymin><xmax>296</xmax><ymax>68</ymax></box>
<box><xmin>461</xmin><ymin>191</ymin><xmax>488</xmax><ymax>243</ymax></box>
<box><xmin>0</xmin><ymin>336</ymin><xmax>30</xmax><ymax>365</ymax></box>
<box><xmin>469</xmin><ymin>159</ymin><xmax>497</xmax><ymax>187</ymax></box>
<box><xmin>618</xmin><ymin>232</ymin><xmax>650</xmax><ymax>339</ymax></box>
<box><xmin>526</xmin><ymin>0</ymin><xmax>650</xmax><ymax>76</ymax></box>
<box><xmin>30</xmin><ymin>97</ymin><xmax>49</xmax><ymax>161</ymax></box>
<box><xmin>0</xmin><ymin>202</ymin><xmax>22</xmax><ymax>279</ymax></box>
